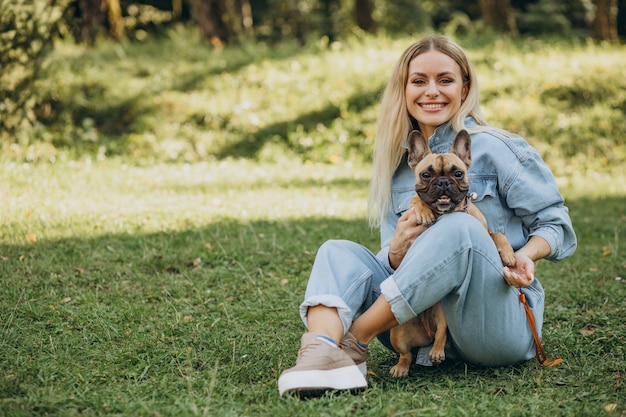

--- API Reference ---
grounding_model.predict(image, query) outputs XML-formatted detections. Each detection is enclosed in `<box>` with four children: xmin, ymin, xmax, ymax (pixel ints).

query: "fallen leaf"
<box><xmin>183</xmin><ymin>315</ymin><xmax>192</xmax><ymax>323</ymax></box>
<box><xmin>192</xmin><ymin>257</ymin><xmax>202</xmax><ymax>267</ymax></box>
<box><xmin>580</xmin><ymin>327</ymin><xmax>595</xmax><ymax>336</ymax></box>
<box><xmin>604</xmin><ymin>403</ymin><xmax>617</xmax><ymax>412</ymax></box>
<box><xmin>204</xmin><ymin>243</ymin><xmax>212</xmax><ymax>250</ymax></box>
<box><xmin>602</xmin><ymin>246</ymin><xmax>612</xmax><ymax>256</ymax></box>
<box><xmin>280</xmin><ymin>279</ymin><xmax>289</xmax><ymax>285</ymax></box>
<box><xmin>26</xmin><ymin>234</ymin><xmax>37</xmax><ymax>243</ymax></box>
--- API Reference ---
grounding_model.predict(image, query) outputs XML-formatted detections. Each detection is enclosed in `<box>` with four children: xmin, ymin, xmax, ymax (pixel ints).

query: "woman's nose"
<box><xmin>426</xmin><ymin>80</ymin><xmax>439</xmax><ymax>97</ymax></box>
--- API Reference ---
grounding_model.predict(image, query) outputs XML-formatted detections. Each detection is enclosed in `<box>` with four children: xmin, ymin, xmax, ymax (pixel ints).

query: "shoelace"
<box><xmin>297</xmin><ymin>340</ymin><xmax>322</xmax><ymax>360</ymax></box>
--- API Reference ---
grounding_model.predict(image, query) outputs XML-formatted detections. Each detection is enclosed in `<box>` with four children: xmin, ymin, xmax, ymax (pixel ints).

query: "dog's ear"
<box><xmin>407</xmin><ymin>130</ymin><xmax>431</xmax><ymax>168</ymax></box>
<box><xmin>451</xmin><ymin>130</ymin><xmax>472</xmax><ymax>168</ymax></box>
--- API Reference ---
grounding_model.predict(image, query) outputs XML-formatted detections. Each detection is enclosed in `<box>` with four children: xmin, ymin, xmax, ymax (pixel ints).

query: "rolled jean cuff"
<box><xmin>299</xmin><ymin>295</ymin><xmax>352</xmax><ymax>336</ymax></box>
<box><xmin>380</xmin><ymin>276</ymin><xmax>416</xmax><ymax>325</ymax></box>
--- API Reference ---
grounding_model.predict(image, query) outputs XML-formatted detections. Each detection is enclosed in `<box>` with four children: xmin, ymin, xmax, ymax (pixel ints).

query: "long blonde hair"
<box><xmin>368</xmin><ymin>35</ymin><xmax>488</xmax><ymax>228</ymax></box>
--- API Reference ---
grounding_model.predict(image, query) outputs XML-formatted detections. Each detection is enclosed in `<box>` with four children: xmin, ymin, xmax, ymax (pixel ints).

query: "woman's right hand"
<box><xmin>388</xmin><ymin>208</ymin><xmax>428</xmax><ymax>269</ymax></box>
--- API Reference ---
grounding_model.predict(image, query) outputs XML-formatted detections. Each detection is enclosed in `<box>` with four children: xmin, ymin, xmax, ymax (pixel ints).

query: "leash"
<box><xmin>459</xmin><ymin>191</ymin><xmax>562</xmax><ymax>366</ymax></box>
<box><xmin>519</xmin><ymin>289</ymin><xmax>562</xmax><ymax>366</ymax></box>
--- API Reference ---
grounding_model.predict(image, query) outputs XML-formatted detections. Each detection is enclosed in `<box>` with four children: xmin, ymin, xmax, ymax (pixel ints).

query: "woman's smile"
<box><xmin>405</xmin><ymin>50</ymin><xmax>468</xmax><ymax>138</ymax></box>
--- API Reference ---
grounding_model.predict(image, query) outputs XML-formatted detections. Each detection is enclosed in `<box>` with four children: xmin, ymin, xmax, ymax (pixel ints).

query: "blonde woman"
<box><xmin>278</xmin><ymin>35</ymin><xmax>576</xmax><ymax>397</ymax></box>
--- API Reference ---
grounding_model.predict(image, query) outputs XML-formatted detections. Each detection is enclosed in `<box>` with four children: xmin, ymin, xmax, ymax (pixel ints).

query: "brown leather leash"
<box><xmin>519</xmin><ymin>289</ymin><xmax>562</xmax><ymax>366</ymax></box>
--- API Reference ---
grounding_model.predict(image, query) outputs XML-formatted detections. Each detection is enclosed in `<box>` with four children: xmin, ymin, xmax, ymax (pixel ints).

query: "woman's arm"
<box><xmin>503</xmin><ymin>235</ymin><xmax>551</xmax><ymax>288</ymax></box>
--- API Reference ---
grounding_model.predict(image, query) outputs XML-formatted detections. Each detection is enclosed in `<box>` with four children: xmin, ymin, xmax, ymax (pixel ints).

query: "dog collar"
<box><xmin>455</xmin><ymin>193</ymin><xmax>477</xmax><ymax>213</ymax></box>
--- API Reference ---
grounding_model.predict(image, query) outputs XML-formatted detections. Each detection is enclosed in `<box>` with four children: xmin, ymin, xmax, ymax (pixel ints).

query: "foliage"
<box><xmin>3</xmin><ymin>29</ymin><xmax>625</xmax><ymax>179</ymax></box>
<box><xmin>0</xmin><ymin>0</ymin><xmax>70</xmax><ymax>135</ymax></box>
<box><xmin>0</xmin><ymin>157</ymin><xmax>624</xmax><ymax>416</ymax></box>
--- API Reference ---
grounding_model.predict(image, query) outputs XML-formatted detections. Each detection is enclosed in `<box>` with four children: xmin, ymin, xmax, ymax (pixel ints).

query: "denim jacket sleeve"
<box><xmin>471</xmin><ymin>130</ymin><xmax>577</xmax><ymax>262</ymax></box>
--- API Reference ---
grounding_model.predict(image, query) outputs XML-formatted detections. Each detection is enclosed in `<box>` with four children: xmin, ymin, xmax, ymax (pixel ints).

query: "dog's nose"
<box><xmin>436</xmin><ymin>178</ymin><xmax>451</xmax><ymax>189</ymax></box>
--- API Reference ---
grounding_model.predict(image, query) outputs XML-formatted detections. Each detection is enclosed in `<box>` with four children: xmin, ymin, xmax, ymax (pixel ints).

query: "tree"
<box><xmin>592</xmin><ymin>0</ymin><xmax>619</xmax><ymax>41</ymax></box>
<box><xmin>478</xmin><ymin>0</ymin><xmax>518</xmax><ymax>35</ymax></box>
<box><xmin>187</xmin><ymin>0</ymin><xmax>255</xmax><ymax>47</ymax></box>
<box><xmin>354</xmin><ymin>0</ymin><xmax>375</xmax><ymax>32</ymax></box>
<box><xmin>0</xmin><ymin>0</ymin><xmax>70</xmax><ymax>135</ymax></box>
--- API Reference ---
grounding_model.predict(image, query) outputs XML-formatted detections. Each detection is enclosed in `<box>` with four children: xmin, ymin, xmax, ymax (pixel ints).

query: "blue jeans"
<box><xmin>299</xmin><ymin>212</ymin><xmax>544</xmax><ymax>367</ymax></box>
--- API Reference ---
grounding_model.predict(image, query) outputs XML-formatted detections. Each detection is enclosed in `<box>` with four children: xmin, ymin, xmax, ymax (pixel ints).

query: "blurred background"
<box><xmin>1</xmin><ymin>0</ymin><xmax>624</xmax><ymax>171</ymax></box>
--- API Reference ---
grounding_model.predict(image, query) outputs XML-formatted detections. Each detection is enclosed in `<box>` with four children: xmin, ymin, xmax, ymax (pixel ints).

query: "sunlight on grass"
<box><xmin>2</xmin><ymin>155</ymin><xmax>624</xmax><ymax>245</ymax></box>
<box><xmin>0</xmin><ymin>159</ymin><xmax>370</xmax><ymax>243</ymax></box>
<box><xmin>1</xmin><ymin>31</ymin><xmax>625</xmax><ymax>417</ymax></box>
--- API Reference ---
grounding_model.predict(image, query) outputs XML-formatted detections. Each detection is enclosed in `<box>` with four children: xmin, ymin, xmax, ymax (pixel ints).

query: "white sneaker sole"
<box><xmin>278</xmin><ymin>365</ymin><xmax>367</xmax><ymax>396</ymax></box>
<box><xmin>356</xmin><ymin>361</ymin><xmax>367</xmax><ymax>377</ymax></box>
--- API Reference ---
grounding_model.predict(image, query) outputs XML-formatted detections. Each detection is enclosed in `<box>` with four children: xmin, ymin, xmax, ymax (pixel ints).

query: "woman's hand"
<box><xmin>502</xmin><ymin>235</ymin><xmax>551</xmax><ymax>288</ymax></box>
<box><xmin>388</xmin><ymin>208</ymin><xmax>428</xmax><ymax>269</ymax></box>
<box><xmin>503</xmin><ymin>253</ymin><xmax>535</xmax><ymax>288</ymax></box>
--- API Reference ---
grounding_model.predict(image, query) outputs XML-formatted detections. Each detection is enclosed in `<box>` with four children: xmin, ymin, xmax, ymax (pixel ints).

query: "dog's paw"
<box><xmin>429</xmin><ymin>349</ymin><xmax>446</xmax><ymax>365</ymax></box>
<box><xmin>412</xmin><ymin>207</ymin><xmax>436</xmax><ymax>226</ymax></box>
<box><xmin>500</xmin><ymin>250</ymin><xmax>516</xmax><ymax>267</ymax></box>
<box><xmin>389</xmin><ymin>364</ymin><xmax>409</xmax><ymax>378</ymax></box>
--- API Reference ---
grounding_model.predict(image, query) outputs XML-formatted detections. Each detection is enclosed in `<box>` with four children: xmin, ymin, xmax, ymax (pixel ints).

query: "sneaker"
<box><xmin>278</xmin><ymin>332</ymin><xmax>367</xmax><ymax>397</ymax></box>
<box><xmin>339</xmin><ymin>332</ymin><xmax>367</xmax><ymax>376</ymax></box>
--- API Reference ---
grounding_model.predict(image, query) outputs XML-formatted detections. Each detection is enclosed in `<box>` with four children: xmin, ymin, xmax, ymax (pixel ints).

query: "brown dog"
<box><xmin>388</xmin><ymin>129</ymin><xmax>516</xmax><ymax>377</ymax></box>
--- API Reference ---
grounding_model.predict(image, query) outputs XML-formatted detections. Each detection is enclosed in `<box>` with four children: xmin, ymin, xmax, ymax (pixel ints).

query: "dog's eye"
<box><xmin>420</xmin><ymin>172</ymin><xmax>432</xmax><ymax>180</ymax></box>
<box><xmin>454</xmin><ymin>170</ymin><xmax>464</xmax><ymax>179</ymax></box>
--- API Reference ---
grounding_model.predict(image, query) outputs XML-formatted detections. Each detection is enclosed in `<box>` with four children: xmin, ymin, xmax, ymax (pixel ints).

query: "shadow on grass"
<box><xmin>0</xmin><ymin>196</ymin><xmax>624</xmax><ymax>414</ymax></box>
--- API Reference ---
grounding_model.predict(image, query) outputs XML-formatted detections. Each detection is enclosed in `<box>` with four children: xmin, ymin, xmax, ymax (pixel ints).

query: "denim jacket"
<box><xmin>377</xmin><ymin>117</ymin><xmax>577</xmax><ymax>271</ymax></box>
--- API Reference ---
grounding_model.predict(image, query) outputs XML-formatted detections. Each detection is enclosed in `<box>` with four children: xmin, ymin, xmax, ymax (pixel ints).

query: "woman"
<box><xmin>278</xmin><ymin>35</ymin><xmax>576</xmax><ymax>397</ymax></box>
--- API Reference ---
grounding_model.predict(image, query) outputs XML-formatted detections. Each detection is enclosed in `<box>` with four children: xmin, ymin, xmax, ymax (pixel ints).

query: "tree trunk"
<box><xmin>320</xmin><ymin>0</ymin><xmax>337</xmax><ymax>43</ymax></box>
<box><xmin>285</xmin><ymin>0</ymin><xmax>308</xmax><ymax>46</ymax></box>
<box><xmin>105</xmin><ymin>0</ymin><xmax>124</xmax><ymax>40</ymax></box>
<box><xmin>354</xmin><ymin>0</ymin><xmax>375</xmax><ymax>32</ymax></box>
<box><xmin>187</xmin><ymin>0</ymin><xmax>225</xmax><ymax>48</ymax></box>
<box><xmin>77</xmin><ymin>0</ymin><xmax>106</xmax><ymax>45</ymax></box>
<box><xmin>593</xmin><ymin>0</ymin><xmax>619</xmax><ymax>41</ymax></box>
<box><xmin>478</xmin><ymin>0</ymin><xmax>518</xmax><ymax>35</ymax></box>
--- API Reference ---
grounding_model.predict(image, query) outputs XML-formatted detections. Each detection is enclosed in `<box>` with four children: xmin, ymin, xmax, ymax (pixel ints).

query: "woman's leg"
<box><xmin>278</xmin><ymin>239</ymin><xmax>390</xmax><ymax>396</ymax></box>
<box><xmin>377</xmin><ymin>212</ymin><xmax>542</xmax><ymax>366</ymax></box>
<box><xmin>299</xmin><ymin>239</ymin><xmax>392</xmax><ymax>338</ymax></box>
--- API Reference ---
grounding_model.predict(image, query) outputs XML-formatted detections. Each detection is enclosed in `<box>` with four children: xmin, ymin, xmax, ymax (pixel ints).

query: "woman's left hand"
<box><xmin>503</xmin><ymin>252</ymin><xmax>535</xmax><ymax>288</ymax></box>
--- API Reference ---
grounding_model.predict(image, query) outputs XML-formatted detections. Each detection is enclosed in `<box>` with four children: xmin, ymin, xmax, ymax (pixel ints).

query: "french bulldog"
<box><xmin>388</xmin><ymin>129</ymin><xmax>516</xmax><ymax>377</ymax></box>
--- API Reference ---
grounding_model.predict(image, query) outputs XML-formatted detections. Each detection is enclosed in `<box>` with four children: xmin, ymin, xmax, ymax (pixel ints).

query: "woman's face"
<box><xmin>405</xmin><ymin>50</ymin><xmax>468</xmax><ymax>139</ymax></box>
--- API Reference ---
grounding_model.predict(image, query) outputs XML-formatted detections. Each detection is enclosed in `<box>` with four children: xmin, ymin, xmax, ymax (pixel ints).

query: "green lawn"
<box><xmin>0</xmin><ymin>158</ymin><xmax>624</xmax><ymax>416</ymax></box>
<box><xmin>1</xmin><ymin>29</ymin><xmax>625</xmax><ymax>416</ymax></box>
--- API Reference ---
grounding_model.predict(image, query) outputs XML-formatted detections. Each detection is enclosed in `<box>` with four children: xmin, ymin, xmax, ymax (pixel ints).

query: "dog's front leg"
<box><xmin>491</xmin><ymin>232</ymin><xmax>516</xmax><ymax>267</ymax></box>
<box><xmin>410</xmin><ymin>196</ymin><xmax>436</xmax><ymax>226</ymax></box>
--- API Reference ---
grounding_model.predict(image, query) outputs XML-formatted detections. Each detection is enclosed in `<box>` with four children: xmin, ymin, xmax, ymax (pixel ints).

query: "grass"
<box><xmin>1</xmin><ymin>27</ymin><xmax>625</xmax><ymax>416</ymax></box>
<box><xmin>1</xmin><ymin>157</ymin><xmax>624</xmax><ymax>416</ymax></box>
<box><xmin>7</xmin><ymin>28</ymin><xmax>626</xmax><ymax>174</ymax></box>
